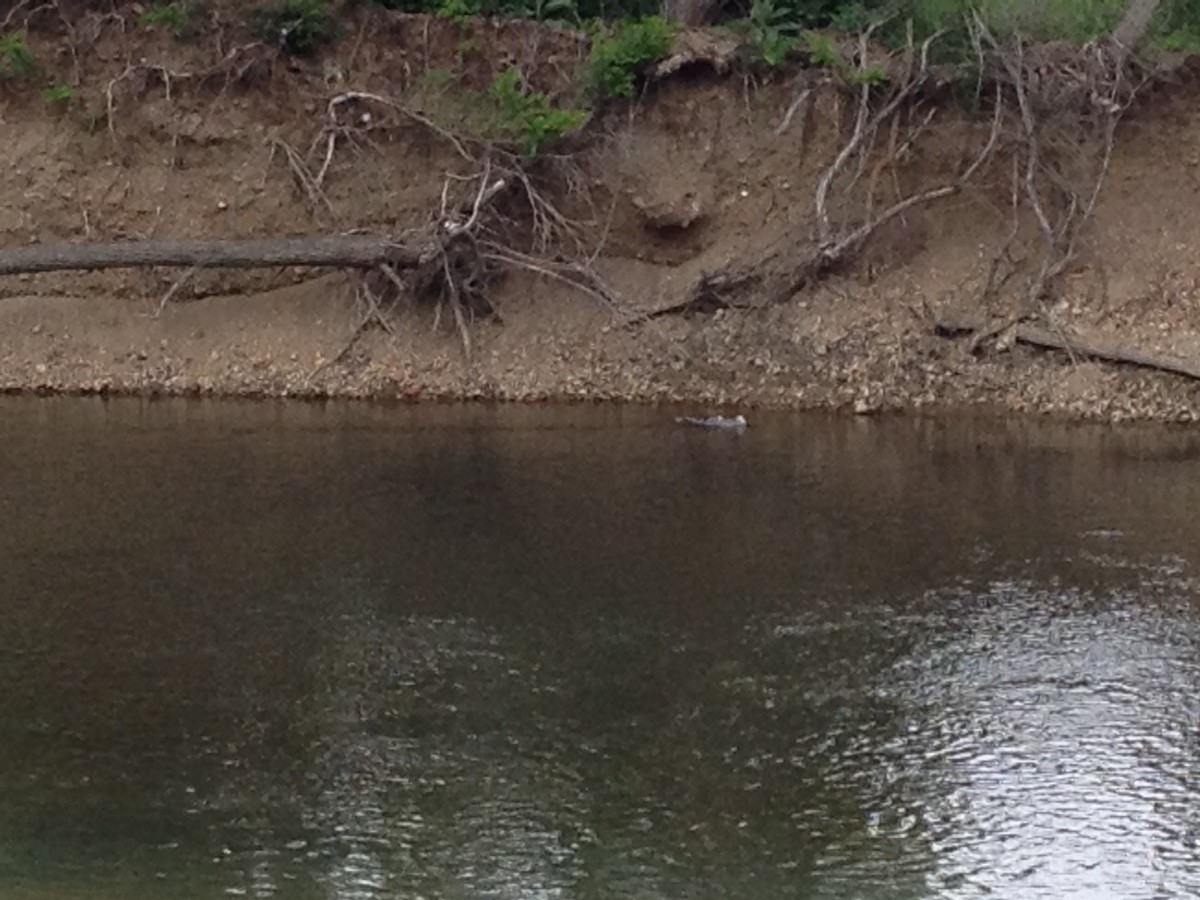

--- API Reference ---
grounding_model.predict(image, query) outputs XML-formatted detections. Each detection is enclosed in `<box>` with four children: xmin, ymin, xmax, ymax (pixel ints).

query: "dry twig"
<box><xmin>151</xmin><ymin>266</ymin><xmax>198</xmax><ymax>318</ymax></box>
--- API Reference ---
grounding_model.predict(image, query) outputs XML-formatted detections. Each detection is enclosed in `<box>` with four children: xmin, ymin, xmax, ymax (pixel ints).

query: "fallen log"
<box><xmin>0</xmin><ymin>235</ymin><xmax>422</xmax><ymax>276</ymax></box>
<box><xmin>935</xmin><ymin>314</ymin><xmax>1200</xmax><ymax>382</ymax></box>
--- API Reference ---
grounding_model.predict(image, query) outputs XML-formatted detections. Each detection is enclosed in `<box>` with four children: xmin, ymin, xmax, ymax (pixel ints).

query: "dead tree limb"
<box><xmin>0</xmin><ymin>235</ymin><xmax>421</xmax><ymax>276</ymax></box>
<box><xmin>936</xmin><ymin>313</ymin><xmax>1200</xmax><ymax>381</ymax></box>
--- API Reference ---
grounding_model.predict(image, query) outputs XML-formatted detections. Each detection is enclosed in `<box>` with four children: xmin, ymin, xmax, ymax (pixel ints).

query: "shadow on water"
<box><xmin>3</xmin><ymin>398</ymin><xmax>1200</xmax><ymax>898</ymax></box>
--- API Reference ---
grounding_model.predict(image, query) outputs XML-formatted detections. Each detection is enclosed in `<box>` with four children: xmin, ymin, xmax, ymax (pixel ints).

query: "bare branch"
<box><xmin>775</xmin><ymin>87</ymin><xmax>812</xmax><ymax>136</ymax></box>
<box><xmin>326</xmin><ymin>91</ymin><xmax>473</xmax><ymax>161</ymax></box>
<box><xmin>151</xmin><ymin>266</ymin><xmax>197</xmax><ymax>317</ymax></box>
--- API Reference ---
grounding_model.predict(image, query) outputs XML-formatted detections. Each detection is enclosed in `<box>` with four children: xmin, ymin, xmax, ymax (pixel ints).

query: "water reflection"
<box><xmin>3</xmin><ymin>399</ymin><xmax>1200</xmax><ymax>898</ymax></box>
<box><xmin>907</xmin><ymin>570</ymin><xmax>1200</xmax><ymax>898</ymax></box>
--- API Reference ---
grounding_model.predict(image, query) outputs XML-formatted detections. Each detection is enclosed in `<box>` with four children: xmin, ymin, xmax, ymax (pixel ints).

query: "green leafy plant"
<box><xmin>0</xmin><ymin>32</ymin><xmax>36</xmax><ymax>79</ymax></box>
<box><xmin>247</xmin><ymin>0</ymin><xmax>340</xmax><ymax>56</ymax></box>
<box><xmin>849</xmin><ymin>63</ymin><xmax>887</xmax><ymax>84</ymax></box>
<box><xmin>511</xmin><ymin>0</ymin><xmax>578</xmax><ymax>25</ymax></box>
<box><xmin>802</xmin><ymin>29</ymin><xmax>844</xmax><ymax>70</ymax></box>
<box><xmin>801</xmin><ymin>30</ymin><xmax>888</xmax><ymax>84</ymax></box>
<box><xmin>899</xmin><ymin>0</ymin><xmax>1132</xmax><ymax>46</ymax></box>
<box><xmin>584</xmin><ymin>16</ymin><xmax>673</xmax><ymax>100</ymax></box>
<box><xmin>756</xmin><ymin>28</ymin><xmax>796</xmax><ymax>66</ymax></box>
<box><xmin>360</xmin><ymin>0</ymin><xmax>1200</xmax><ymax>76</ymax></box>
<box><xmin>370</xmin><ymin>0</ymin><xmax>435</xmax><ymax>9</ymax></box>
<box><xmin>733</xmin><ymin>0</ymin><xmax>800</xmax><ymax>67</ymax></box>
<box><xmin>436</xmin><ymin>0</ymin><xmax>480</xmax><ymax>21</ymax></box>
<box><xmin>828</xmin><ymin>1</ymin><xmax>869</xmax><ymax>31</ymax></box>
<box><xmin>41</xmin><ymin>83</ymin><xmax>74</xmax><ymax>105</ymax></box>
<box><xmin>372</xmin><ymin>0</ymin><xmax>647</xmax><ymax>18</ymax></box>
<box><xmin>491</xmin><ymin>68</ymin><xmax>588</xmax><ymax>155</ymax></box>
<box><xmin>1158</xmin><ymin>26</ymin><xmax>1200</xmax><ymax>53</ymax></box>
<box><xmin>140</xmin><ymin>2</ymin><xmax>201</xmax><ymax>40</ymax></box>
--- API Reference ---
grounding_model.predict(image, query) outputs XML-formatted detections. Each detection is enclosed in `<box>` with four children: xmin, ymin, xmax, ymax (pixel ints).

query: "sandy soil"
<box><xmin>4</xmin><ymin>8</ymin><xmax>1200</xmax><ymax>422</ymax></box>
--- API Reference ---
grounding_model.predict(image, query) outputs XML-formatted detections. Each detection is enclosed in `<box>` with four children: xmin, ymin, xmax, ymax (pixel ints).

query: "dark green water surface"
<box><xmin>3</xmin><ymin>398</ymin><xmax>1200</xmax><ymax>899</ymax></box>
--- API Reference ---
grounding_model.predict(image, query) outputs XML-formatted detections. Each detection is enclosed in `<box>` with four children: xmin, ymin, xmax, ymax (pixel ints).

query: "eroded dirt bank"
<box><xmin>5</xmin><ymin>8</ymin><xmax>1200</xmax><ymax>421</ymax></box>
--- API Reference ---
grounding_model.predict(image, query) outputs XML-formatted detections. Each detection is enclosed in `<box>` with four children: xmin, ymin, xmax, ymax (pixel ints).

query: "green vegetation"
<box><xmin>0</xmin><ymin>31</ymin><xmax>36</xmax><ymax>79</ymax></box>
<box><xmin>827</xmin><ymin>2</ymin><xmax>870</xmax><ymax>29</ymax></box>
<box><xmin>850</xmin><ymin>63</ymin><xmax>887</xmax><ymax>83</ymax></box>
<box><xmin>140</xmin><ymin>2</ymin><xmax>202</xmax><ymax>39</ymax></box>
<box><xmin>795</xmin><ymin>28</ymin><xmax>884</xmax><ymax>81</ymax></box>
<box><xmin>491</xmin><ymin>68</ymin><xmax>589</xmax><ymax>154</ymax></box>
<box><xmin>409</xmin><ymin>67</ymin><xmax>587</xmax><ymax>154</ymax></box>
<box><xmin>803</xmin><ymin>28</ymin><xmax>842</xmax><ymax>68</ymax></box>
<box><xmin>1159</xmin><ymin>26</ymin><xmax>1200</xmax><ymax>52</ymax></box>
<box><xmin>421</xmin><ymin>0</ymin><xmax>579</xmax><ymax>23</ymax></box>
<box><xmin>901</xmin><ymin>0</ymin><xmax>1114</xmax><ymax>42</ymax></box>
<box><xmin>41</xmin><ymin>83</ymin><xmax>74</xmax><ymax>105</ymax></box>
<box><xmin>512</xmin><ymin>0</ymin><xmax>582</xmax><ymax>25</ymax></box>
<box><xmin>584</xmin><ymin>16</ymin><xmax>673</xmax><ymax>99</ymax></box>
<box><xmin>891</xmin><ymin>0</ymin><xmax>1200</xmax><ymax>48</ymax></box>
<box><xmin>720</xmin><ymin>0</ymin><xmax>1200</xmax><ymax>67</ymax></box>
<box><xmin>373</xmin><ymin>0</ymin><xmax>658</xmax><ymax>22</ymax></box>
<box><xmin>11</xmin><ymin>0</ymin><xmax>1200</xmax><ymax>161</ymax></box>
<box><xmin>706</xmin><ymin>0</ymin><xmax>1194</xmax><ymax>46</ymax></box>
<box><xmin>731</xmin><ymin>0</ymin><xmax>801</xmax><ymax>67</ymax></box>
<box><xmin>247</xmin><ymin>0</ymin><xmax>341</xmax><ymax>56</ymax></box>
<box><xmin>435</xmin><ymin>0</ymin><xmax>479</xmax><ymax>22</ymax></box>
<box><xmin>365</xmin><ymin>0</ymin><xmax>1200</xmax><ymax>53</ymax></box>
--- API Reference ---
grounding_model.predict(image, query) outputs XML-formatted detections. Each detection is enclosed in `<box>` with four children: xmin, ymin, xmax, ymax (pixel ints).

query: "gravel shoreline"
<box><xmin>3</xmin><ymin>311</ymin><xmax>1199</xmax><ymax>424</ymax></box>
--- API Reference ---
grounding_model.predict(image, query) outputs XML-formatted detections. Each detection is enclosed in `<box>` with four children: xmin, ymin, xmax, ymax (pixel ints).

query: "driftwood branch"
<box><xmin>0</xmin><ymin>235</ymin><xmax>421</xmax><ymax>276</ymax></box>
<box><xmin>935</xmin><ymin>314</ymin><xmax>1200</xmax><ymax>382</ymax></box>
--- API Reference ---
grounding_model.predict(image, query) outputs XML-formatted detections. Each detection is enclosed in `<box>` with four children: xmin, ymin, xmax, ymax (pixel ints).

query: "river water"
<box><xmin>4</xmin><ymin>398</ymin><xmax>1200</xmax><ymax>899</ymax></box>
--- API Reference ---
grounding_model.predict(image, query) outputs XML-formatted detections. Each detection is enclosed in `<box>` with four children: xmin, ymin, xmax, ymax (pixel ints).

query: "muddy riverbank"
<box><xmin>5</xmin><ymin>7</ymin><xmax>1200</xmax><ymax>421</ymax></box>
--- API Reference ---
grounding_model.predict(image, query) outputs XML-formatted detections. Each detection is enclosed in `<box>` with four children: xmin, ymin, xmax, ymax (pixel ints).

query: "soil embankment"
<box><xmin>5</xmin><ymin>7</ymin><xmax>1200</xmax><ymax>421</ymax></box>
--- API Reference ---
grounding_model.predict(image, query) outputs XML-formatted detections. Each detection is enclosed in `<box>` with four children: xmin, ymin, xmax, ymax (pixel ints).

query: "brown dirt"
<box><xmin>4</xmin><ymin>7</ymin><xmax>1200</xmax><ymax>422</ymax></box>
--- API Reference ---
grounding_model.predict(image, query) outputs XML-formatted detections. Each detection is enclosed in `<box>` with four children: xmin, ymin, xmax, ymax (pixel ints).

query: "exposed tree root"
<box><xmin>973</xmin><ymin>18</ymin><xmax>1145</xmax><ymax>314</ymax></box>
<box><xmin>633</xmin><ymin>13</ymin><xmax>1153</xmax><ymax>350</ymax></box>
<box><xmin>102</xmin><ymin>45</ymin><xmax>270</xmax><ymax>164</ymax></box>
<box><xmin>308</xmin><ymin>281</ymin><xmax>399</xmax><ymax>382</ymax></box>
<box><xmin>638</xmin><ymin>33</ymin><xmax>1003</xmax><ymax>322</ymax></box>
<box><xmin>263</xmin><ymin>88</ymin><xmax>616</xmax><ymax>360</ymax></box>
<box><xmin>5</xmin><ymin>67</ymin><xmax>619</xmax><ymax>365</ymax></box>
<box><xmin>3</xmin><ymin>11</ymin><xmax>1170</xmax><ymax>379</ymax></box>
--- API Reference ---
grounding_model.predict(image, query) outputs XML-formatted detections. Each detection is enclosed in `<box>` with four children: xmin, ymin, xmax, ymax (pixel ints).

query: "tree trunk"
<box><xmin>1110</xmin><ymin>0</ymin><xmax>1162</xmax><ymax>51</ymax></box>
<box><xmin>0</xmin><ymin>235</ymin><xmax>421</xmax><ymax>276</ymax></box>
